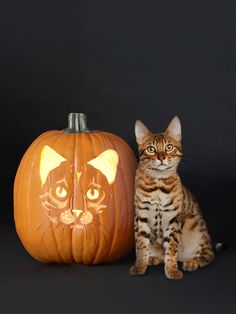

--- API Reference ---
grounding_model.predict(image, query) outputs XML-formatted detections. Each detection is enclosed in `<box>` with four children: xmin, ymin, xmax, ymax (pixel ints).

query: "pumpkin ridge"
<box><xmin>87</xmin><ymin>132</ymin><xmax>103</xmax><ymax>264</ymax></box>
<box><xmin>88</xmin><ymin>133</ymin><xmax>101</xmax><ymax>264</ymax></box>
<box><xmin>15</xmin><ymin>131</ymin><xmax>60</xmax><ymax>261</ymax></box>
<box><xmin>121</xmin><ymin>139</ymin><xmax>137</xmax><ymax>251</ymax></box>
<box><xmin>38</xmin><ymin>132</ymin><xmax>69</xmax><ymax>262</ymax></box>
<box><xmin>72</xmin><ymin>133</ymin><xmax>79</xmax><ymax>263</ymax></box>
<box><xmin>90</xmin><ymin>132</ymin><xmax>113</xmax><ymax>263</ymax></box>
<box><xmin>44</xmin><ymin>132</ymin><xmax>68</xmax><ymax>262</ymax></box>
<box><xmin>116</xmin><ymin>151</ymin><xmax>129</xmax><ymax>259</ymax></box>
<box><xmin>71</xmin><ymin>132</ymin><xmax>79</xmax><ymax>263</ymax></box>
<box><xmin>33</xmin><ymin>132</ymin><xmax>63</xmax><ymax>262</ymax></box>
<box><xmin>98</xmin><ymin>132</ymin><xmax>120</xmax><ymax>262</ymax></box>
<box><xmin>36</xmin><ymin>132</ymin><xmax>67</xmax><ymax>262</ymax></box>
<box><xmin>100</xmin><ymin>132</ymin><xmax>119</xmax><ymax>261</ymax></box>
<box><xmin>104</xmin><ymin>133</ymin><xmax>136</xmax><ymax>261</ymax></box>
<box><xmin>64</xmin><ymin>132</ymin><xmax>77</xmax><ymax>263</ymax></box>
<box><xmin>53</xmin><ymin>131</ymin><xmax>74</xmax><ymax>263</ymax></box>
<box><xmin>80</xmin><ymin>133</ymin><xmax>85</xmax><ymax>263</ymax></box>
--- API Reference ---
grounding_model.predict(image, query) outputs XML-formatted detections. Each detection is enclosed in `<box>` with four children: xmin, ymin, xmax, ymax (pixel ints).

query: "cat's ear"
<box><xmin>166</xmin><ymin>116</ymin><xmax>182</xmax><ymax>140</ymax></box>
<box><xmin>135</xmin><ymin>120</ymin><xmax>151</xmax><ymax>144</ymax></box>
<box><xmin>87</xmin><ymin>149</ymin><xmax>119</xmax><ymax>185</ymax></box>
<box><xmin>40</xmin><ymin>145</ymin><xmax>66</xmax><ymax>187</ymax></box>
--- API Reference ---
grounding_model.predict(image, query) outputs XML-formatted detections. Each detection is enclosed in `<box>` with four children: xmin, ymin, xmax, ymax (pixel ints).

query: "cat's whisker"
<box><xmin>179</xmin><ymin>162</ymin><xmax>200</xmax><ymax>173</ymax></box>
<box><xmin>180</xmin><ymin>157</ymin><xmax>197</xmax><ymax>164</ymax></box>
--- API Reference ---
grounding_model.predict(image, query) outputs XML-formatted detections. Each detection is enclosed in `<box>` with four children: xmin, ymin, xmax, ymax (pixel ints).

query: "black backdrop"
<box><xmin>1</xmin><ymin>1</ymin><xmax>236</xmax><ymax>313</ymax></box>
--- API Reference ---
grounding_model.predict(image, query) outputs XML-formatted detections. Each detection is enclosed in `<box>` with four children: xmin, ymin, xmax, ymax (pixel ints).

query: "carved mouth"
<box><xmin>60</xmin><ymin>209</ymin><xmax>94</xmax><ymax>226</ymax></box>
<box><xmin>78</xmin><ymin>211</ymin><xmax>93</xmax><ymax>225</ymax></box>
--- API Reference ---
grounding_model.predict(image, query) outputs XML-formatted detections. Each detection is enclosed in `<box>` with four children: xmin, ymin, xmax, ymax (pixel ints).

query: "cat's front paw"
<box><xmin>148</xmin><ymin>256</ymin><xmax>161</xmax><ymax>266</ymax></box>
<box><xmin>129</xmin><ymin>264</ymin><xmax>147</xmax><ymax>275</ymax></box>
<box><xmin>165</xmin><ymin>267</ymin><xmax>183</xmax><ymax>280</ymax></box>
<box><xmin>182</xmin><ymin>259</ymin><xmax>199</xmax><ymax>272</ymax></box>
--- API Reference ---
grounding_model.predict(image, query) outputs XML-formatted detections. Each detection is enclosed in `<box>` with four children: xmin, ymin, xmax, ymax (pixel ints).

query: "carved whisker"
<box><xmin>61</xmin><ymin>224</ymin><xmax>68</xmax><ymax>239</ymax></box>
<box><xmin>41</xmin><ymin>224</ymin><xmax>52</xmax><ymax>243</ymax></box>
<box><xmin>92</xmin><ymin>219</ymin><xmax>111</xmax><ymax>238</ymax></box>
<box><xmin>100</xmin><ymin>229</ymin><xmax>109</xmax><ymax>248</ymax></box>
<box><xmin>36</xmin><ymin>221</ymin><xmax>46</xmax><ymax>231</ymax></box>
<box><xmin>84</xmin><ymin>224</ymin><xmax>88</xmax><ymax>242</ymax></box>
<box><xmin>88</xmin><ymin>223</ymin><xmax>97</xmax><ymax>247</ymax></box>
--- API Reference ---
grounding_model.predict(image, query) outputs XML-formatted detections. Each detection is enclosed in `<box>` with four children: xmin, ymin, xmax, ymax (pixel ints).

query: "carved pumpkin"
<box><xmin>14</xmin><ymin>113</ymin><xmax>137</xmax><ymax>264</ymax></box>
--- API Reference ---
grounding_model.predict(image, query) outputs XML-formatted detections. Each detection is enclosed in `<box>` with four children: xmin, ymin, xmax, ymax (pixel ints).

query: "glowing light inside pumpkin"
<box><xmin>56</xmin><ymin>186</ymin><xmax>67</xmax><ymax>198</ymax></box>
<box><xmin>86</xmin><ymin>188</ymin><xmax>100</xmax><ymax>200</ymax></box>
<box><xmin>87</xmin><ymin>149</ymin><xmax>119</xmax><ymax>184</ymax></box>
<box><xmin>72</xmin><ymin>209</ymin><xmax>83</xmax><ymax>218</ymax></box>
<box><xmin>39</xmin><ymin>146</ymin><xmax>119</xmax><ymax>228</ymax></box>
<box><xmin>40</xmin><ymin>145</ymin><xmax>66</xmax><ymax>187</ymax></box>
<box><xmin>79</xmin><ymin>211</ymin><xmax>93</xmax><ymax>225</ymax></box>
<box><xmin>60</xmin><ymin>210</ymin><xmax>75</xmax><ymax>224</ymax></box>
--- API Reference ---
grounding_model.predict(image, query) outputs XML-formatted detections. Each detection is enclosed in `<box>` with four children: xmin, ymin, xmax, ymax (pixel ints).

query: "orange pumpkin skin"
<box><xmin>14</xmin><ymin>126</ymin><xmax>137</xmax><ymax>264</ymax></box>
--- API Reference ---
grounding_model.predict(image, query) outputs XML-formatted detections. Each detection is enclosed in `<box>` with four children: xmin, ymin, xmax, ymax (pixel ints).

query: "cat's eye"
<box><xmin>146</xmin><ymin>146</ymin><xmax>156</xmax><ymax>154</ymax></box>
<box><xmin>165</xmin><ymin>144</ymin><xmax>173</xmax><ymax>151</ymax></box>
<box><xmin>55</xmin><ymin>186</ymin><xmax>68</xmax><ymax>198</ymax></box>
<box><xmin>87</xmin><ymin>188</ymin><xmax>100</xmax><ymax>200</ymax></box>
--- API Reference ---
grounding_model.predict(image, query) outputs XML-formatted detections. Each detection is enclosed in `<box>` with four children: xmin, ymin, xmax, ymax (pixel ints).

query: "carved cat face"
<box><xmin>39</xmin><ymin>146</ymin><xmax>119</xmax><ymax>230</ymax></box>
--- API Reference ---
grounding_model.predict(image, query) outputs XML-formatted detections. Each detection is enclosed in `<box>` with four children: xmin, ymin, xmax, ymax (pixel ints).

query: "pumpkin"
<box><xmin>14</xmin><ymin>113</ymin><xmax>137</xmax><ymax>264</ymax></box>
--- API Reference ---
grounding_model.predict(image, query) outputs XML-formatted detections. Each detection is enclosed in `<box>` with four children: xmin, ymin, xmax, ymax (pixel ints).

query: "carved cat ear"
<box><xmin>166</xmin><ymin>116</ymin><xmax>182</xmax><ymax>140</ymax></box>
<box><xmin>40</xmin><ymin>145</ymin><xmax>66</xmax><ymax>187</ymax></box>
<box><xmin>87</xmin><ymin>149</ymin><xmax>119</xmax><ymax>184</ymax></box>
<box><xmin>135</xmin><ymin>120</ymin><xmax>151</xmax><ymax>144</ymax></box>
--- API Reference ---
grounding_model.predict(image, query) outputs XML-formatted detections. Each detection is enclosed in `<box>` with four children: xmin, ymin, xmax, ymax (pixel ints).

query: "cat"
<box><xmin>39</xmin><ymin>145</ymin><xmax>118</xmax><ymax>230</ymax></box>
<box><xmin>129</xmin><ymin>116</ymin><xmax>214</xmax><ymax>279</ymax></box>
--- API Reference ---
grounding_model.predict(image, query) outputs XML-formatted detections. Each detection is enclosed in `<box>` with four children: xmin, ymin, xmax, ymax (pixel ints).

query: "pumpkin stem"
<box><xmin>64</xmin><ymin>113</ymin><xmax>90</xmax><ymax>133</ymax></box>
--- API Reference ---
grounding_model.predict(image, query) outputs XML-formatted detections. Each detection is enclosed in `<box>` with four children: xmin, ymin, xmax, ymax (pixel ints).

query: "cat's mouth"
<box><xmin>150</xmin><ymin>165</ymin><xmax>172</xmax><ymax>171</ymax></box>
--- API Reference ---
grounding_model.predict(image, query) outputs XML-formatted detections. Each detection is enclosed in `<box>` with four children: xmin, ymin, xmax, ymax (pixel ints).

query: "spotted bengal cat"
<box><xmin>129</xmin><ymin>116</ymin><xmax>214</xmax><ymax>279</ymax></box>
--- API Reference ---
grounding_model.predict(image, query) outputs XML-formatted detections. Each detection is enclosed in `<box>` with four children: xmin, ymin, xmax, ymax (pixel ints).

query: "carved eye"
<box><xmin>166</xmin><ymin>144</ymin><xmax>173</xmax><ymax>151</ymax></box>
<box><xmin>146</xmin><ymin>146</ymin><xmax>156</xmax><ymax>154</ymax></box>
<box><xmin>87</xmin><ymin>188</ymin><xmax>100</xmax><ymax>200</ymax></box>
<box><xmin>55</xmin><ymin>186</ymin><xmax>68</xmax><ymax>198</ymax></box>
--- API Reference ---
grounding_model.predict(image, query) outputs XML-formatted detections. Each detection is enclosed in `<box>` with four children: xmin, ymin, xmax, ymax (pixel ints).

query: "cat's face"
<box><xmin>135</xmin><ymin>116</ymin><xmax>182</xmax><ymax>173</ymax></box>
<box><xmin>39</xmin><ymin>146</ymin><xmax>119</xmax><ymax>229</ymax></box>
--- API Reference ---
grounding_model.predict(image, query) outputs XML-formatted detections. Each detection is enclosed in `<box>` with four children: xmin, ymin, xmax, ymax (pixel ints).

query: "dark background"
<box><xmin>1</xmin><ymin>0</ymin><xmax>236</xmax><ymax>313</ymax></box>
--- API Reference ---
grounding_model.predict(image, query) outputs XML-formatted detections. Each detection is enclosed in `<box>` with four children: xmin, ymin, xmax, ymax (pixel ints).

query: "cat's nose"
<box><xmin>72</xmin><ymin>209</ymin><xmax>83</xmax><ymax>218</ymax></box>
<box><xmin>158</xmin><ymin>153</ymin><xmax>165</xmax><ymax>162</ymax></box>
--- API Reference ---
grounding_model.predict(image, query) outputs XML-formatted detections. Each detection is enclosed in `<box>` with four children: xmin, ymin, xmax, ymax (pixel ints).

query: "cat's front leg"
<box><xmin>164</xmin><ymin>219</ymin><xmax>183</xmax><ymax>280</ymax></box>
<box><xmin>130</xmin><ymin>235</ymin><xmax>150</xmax><ymax>275</ymax></box>
<box><xmin>129</xmin><ymin>217</ymin><xmax>151</xmax><ymax>275</ymax></box>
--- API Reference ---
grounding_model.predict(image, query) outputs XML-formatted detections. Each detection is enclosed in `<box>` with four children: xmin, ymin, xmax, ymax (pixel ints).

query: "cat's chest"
<box><xmin>151</xmin><ymin>189</ymin><xmax>172</xmax><ymax>210</ymax></box>
<box><xmin>148</xmin><ymin>191</ymin><xmax>177</xmax><ymax>231</ymax></box>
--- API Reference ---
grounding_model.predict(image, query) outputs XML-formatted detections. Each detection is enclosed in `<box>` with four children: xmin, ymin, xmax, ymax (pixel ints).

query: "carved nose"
<box><xmin>72</xmin><ymin>189</ymin><xmax>84</xmax><ymax>210</ymax></box>
<box><xmin>72</xmin><ymin>209</ymin><xmax>83</xmax><ymax>218</ymax></box>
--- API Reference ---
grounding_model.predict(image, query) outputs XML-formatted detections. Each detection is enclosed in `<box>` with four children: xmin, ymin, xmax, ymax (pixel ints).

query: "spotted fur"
<box><xmin>130</xmin><ymin>116</ymin><xmax>214</xmax><ymax>279</ymax></box>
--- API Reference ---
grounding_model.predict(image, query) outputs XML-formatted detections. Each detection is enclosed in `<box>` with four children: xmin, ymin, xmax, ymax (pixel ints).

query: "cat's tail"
<box><xmin>214</xmin><ymin>242</ymin><xmax>228</xmax><ymax>253</ymax></box>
